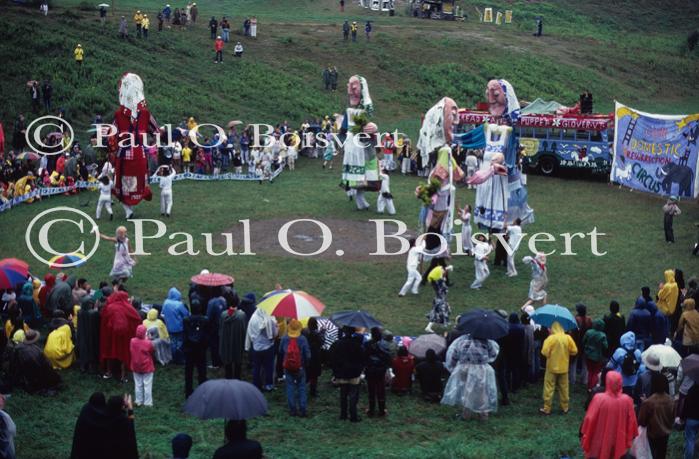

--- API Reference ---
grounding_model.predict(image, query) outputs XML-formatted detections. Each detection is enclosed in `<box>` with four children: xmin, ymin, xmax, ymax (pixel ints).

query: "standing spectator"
<box><xmin>99</xmin><ymin>6</ymin><xmax>107</xmax><ymax>25</ymax></box>
<box><xmin>340</xmin><ymin>0</ymin><xmax>345</xmax><ymax>12</ymax></box>
<box><xmin>675</xmin><ymin>298</ymin><xmax>699</xmax><ymax>354</ymax></box>
<box><xmin>0</xmin><ymin>395</ymin><xmax>16</xmax><ymax>459</ymax></box>
<box><xmin>607</xmin><ymin>331</ymin><xmax>643</xmax><ymax>396</ymax></box>
<box><xmin>502</xmin><ymin>312</ymin><xmax>525</xmax><ymax>393</ymax></box>
<box><xmin>580</xmin><ymin>371</ymin><xmax>637</xmax><ymax>459</ymax></box>
<box><xmin>213</xmin><ymin>420</ymin><xmax>262</xmax><ymax>459</ymax></box>
<box><xmin>205</xmin><ymin>294</ymin><xmax>226</xmax><ymax>368</ymax></box>
<box><xmin>658</xmin><ymin>269</ymin><xmax>679</xmax><ymax>330</ymax></box>
<box><xmin>638</xmin><ymin>373</ymin><xmax>675</xmax><ymax>459</ymax></box>
<box><xmin>130</xmin><ymin>325</ymin><xmax>155</xmax><ymax>407</ymax></box>
<box><xmin>415</xmin><ymin>349</ymin><xmax>446</xmax><ymax>402</ymax></box>
<box><xmin>663</xmin><ymin>197</ymin><xmax>681</xmax><ymax>243</ymax></box>
<box><xmin>40</xmin><ymin>1</ymin><xmax>48</xmax><ymax>15</ymax></box>
<box><xmin>183</xmin><ymin>300</ymin><xmax>208</xmax><ymax>397</ymax></box>
<box><xmin>681</xmin><ymin>382</ymin><xmax>699</xmax><ymax>459</ymax></box>
<box><xmin>163</xmin><ymin>4</ymin><xmax>171</xmax><ymax>25</ymax></box>
<box><xmin>119</xmin><ymin>16</ymin><xmax>128</xmax><ymax>38</ymax></box>
<box><xmin>29</xmin><ymin>81</ymin><xmax>40</xmax><ymax>113</ymax></box>
<box><xmin>220</xmin><ymin>17</ymin><xmax>230</xmax><ymax>42</ymax></box>
<box><xmin>582</xmin><ymin>319</ymin><xmax>608</xmax><ymax>390</ymax></box>
<box><xmin>162</xmin><ymin>287</ymin><xmax>190</xmax><ymax>364</ymax></box>
<box><xmin>330</xmin><ymin>326</ymin><xmax>365</xmax><ymax>422</ymax></box>
<box><xmin>539</xmin><ymin>321</ymin><xmax>578</xmax><ymax>415</ymax></box>
<box><xmin>342</xmin><ymin>20</ymin><xmax>349</xmax><ymax>40</ymax></box>
<box><xmin>304</xmin><ymin>318</ymin><xmax>323</xmax><ymax>397</ymax></box>
<box><xmin>134</xmin><ymin>10</ymin><xmax>143</xmax><ymax>37</ymax></box>
<box><xmin>73</xmin><ymin>44</ymin><xmax>84</xmax><ymax>67</ymax></box>
<box><xmin>209</xmin><ymin>16</ymin><xmax>218</xmax><ymax>40</ymax></box>
<box><xmin>604</xmin><ymin>300</ymin><xmax>625</xmax><ymax>357</ymax></box>
<box><xmin>12</xmin><ymin>114</ymin><xmax>26</xmax><ymax>151</ymax></box>
<box><xmin>214</xmin><ymin>36</ymin><xmax>224</xmax><ymax>64</ymax></box>
<box><xmin>41</xmin><ymin>79</ymin><xmax>52</xmax><ymax>112</ymax></box>
<box><xmin>628</xmin><ymin>291</ymin><xmax>654</xmax><ymax>351</ymax></box>
<box><xmin>190</xmin><ymin>2</ymin><xmax>198</xmax><ymax>23</ymax></box>
<box><xmin>77</xmin><ymin>297</ymin><xmax>101</xmax><ymax>373</ymax></box>
<box><xmin>250</xmin><ymin>16</ymin><xmax>257</xmax><ymax>37</ymax></box>
<box><xmin>243</xmin><ymin>17</ymin><xmax>251</xmax><ymax>36</ymax></box>
<box><xmin>329</xmin><ymin>66</ymin><xmax>338</xmax><ymax>91</ymax></box>
<box><xmin>365</xmin><ymin>21</ymin><xmax>372</xmax><ymax>40</ymax></box>
<box><xmin>322</xmin><ymin>65</ymin><xmax>331</xmax><ymax>90</ymax></box>
<box><xmin>99</xmin><ymin>290</ymin><xmax>142</xmax><ymax>381</ymax></box>
<box><xmin>219</xmin><ymin>303</ymin><xmax>246</xmax><ymax>379</ymax></box>
<box><xmin>245</xmin><ymin>308</ymin><xmax>278</xmax><ymax>391</ymax></box>
<box><xmin>350</xmin><ymin>21</ymin><xmax>358</xmax><ymax>41</ymax></box>
<box><xmin>141</xmin><ymin>14</ymin><xmax>150</xmax><ymax>39</ymax></box>
<box><xmin>570</xmin><ymin>303</ymin><xmax>592</xmax><ymax>385</ymax></box>
<box><xmin>279</xmin><ymin>319</ymin><xmax>310</xmax><ymax>417</ymax></box>
<box><xmin>157</xmin><ymin>11</ymin><xmax>163</xmax><ymax>32</ymax></box>
<box><xmin>364</xmin><ymin>327</ymin><xmax>391</xmax><ymax>417</ymax></box>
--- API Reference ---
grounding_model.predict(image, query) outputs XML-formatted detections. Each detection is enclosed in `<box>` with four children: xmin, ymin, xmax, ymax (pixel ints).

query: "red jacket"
<box><xmin>214</xmin><ymin>38</ymin><xmax>224</xmax><ymax>51</ymax></box>
<box><xmin>100</xmin><ymin>291</ymin><xmax>142</xmax><ymax>366</ymax></box>
<box><xmin>581</xmin><ymin>371</ymin><xmax>638</xmax><ymax>459</ymax></box>
<box><xmin>391</xmin><ymin>354</ymin><xmax>415</xmax><ymax>392</ymax></box>
<box><xmin>130</xmin><ymin>325</ymin><xmax>155</xmax><ymax>373</ymax></box>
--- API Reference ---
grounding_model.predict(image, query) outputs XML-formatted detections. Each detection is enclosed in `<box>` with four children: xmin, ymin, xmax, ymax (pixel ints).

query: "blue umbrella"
<box><xmin>183</xmin><ymin>379</ymin><xmax>268</xmax><ymax>420</ymax></box>
<box><xmin>330</xmin><ymin>310</ymin><xmax>382</xmax><ymax>329</ymax></box>
<box><xmin>456</xmin><ymin>308</ymin><xmax>509</xmax><ymax>340</ymax></box>
<box><xmin>530</xmin><ymin>304</ymin><xmax>577</xmax><ymax>331</ymax></box>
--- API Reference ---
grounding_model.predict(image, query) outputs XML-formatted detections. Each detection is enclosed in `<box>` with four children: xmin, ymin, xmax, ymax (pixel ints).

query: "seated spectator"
<box><xmin>233</xmin><ymin>42</ymin><xmax>244</xmax><ymax>57</ymax></box>
<box><xmin>8</xmin><ymin>329</ymin><xmax>61</xmax><ymax>394</ymax></box>
<box><xmin>213</xmin><ymin>420</ymin><xmax>262</xmax><ymax>459</ymax></box>
<box><xmin>415</xmin><ymin>349</ymin><xmax>446</xmax><ymax>402</ymax></box>
<box><xmin>44</xmin><ymin>321</ymin><xmax>75</xmax><ymax>369</ymax></box>
<box><xmin>391</xmin><ymin>346</ymin><xmax>415</xmax><ymax>394</ymax></box>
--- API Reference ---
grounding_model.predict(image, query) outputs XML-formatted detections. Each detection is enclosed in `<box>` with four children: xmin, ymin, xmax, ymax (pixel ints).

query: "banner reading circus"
<box><xmin>610</xmin><ymin>102</ymin><xmax>699</xmax><ymax>198</ymax></box>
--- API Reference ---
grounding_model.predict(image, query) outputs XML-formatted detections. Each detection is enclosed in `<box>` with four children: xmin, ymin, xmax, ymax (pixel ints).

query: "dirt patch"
<box><xmin>222</xmin><ymin>218</ymin><xmax>418</xmax><ymax>262</ymax></box>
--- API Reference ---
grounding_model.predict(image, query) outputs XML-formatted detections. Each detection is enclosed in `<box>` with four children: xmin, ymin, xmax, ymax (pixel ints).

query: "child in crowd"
<box><xmin>157</xmin><ymin>165</ymin><xmax>176</xmax><ymax>218</ymax></box>
<box><xmin>459</xmin><ymin>204</ymin><xmax>473</xmax><ymax>255</ymax></box>
<box><xmin>377</xmin><ymin>168</ymin><xmax>395</xmax><ymax>215</ymax></box>
<box><xmin>130</xmin><ymin>325</ymin><xmax>155</xmax><ymax>406</ymax></box>
<box><xmin>181</xmin><ymin>143</ymin><xmax>192</xmax><ymax>173</ymax></box>
<box><xmin>96</xmin><ymin>175</ymin><xmax>113</xmax><ymax>220</ymax></box>
<box><xmin>505</xmin><ymin>218</ymin><xmax>523</xmax><ymax>277</ymax></box>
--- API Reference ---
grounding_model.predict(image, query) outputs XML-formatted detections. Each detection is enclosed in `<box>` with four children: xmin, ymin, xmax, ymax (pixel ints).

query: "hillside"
<box><xmin>1</xmin><ymin>0</ymin><xmax>697</xmax><ymax>143</ymax></box>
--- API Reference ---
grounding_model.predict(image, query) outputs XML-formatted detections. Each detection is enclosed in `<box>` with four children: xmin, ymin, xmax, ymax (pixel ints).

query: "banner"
<box><xmin>611</xmin><ymin>102</ymin><xmax>699</xmax><ymax>198</ymax></box>
<box><xmin>0</xmin><ymin>166</ymin><xmax>284</xmax><ymax>214</ymax></box>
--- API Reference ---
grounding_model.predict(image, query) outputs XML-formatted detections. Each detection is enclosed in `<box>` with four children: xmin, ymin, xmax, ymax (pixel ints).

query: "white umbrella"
<box><xmin>641</xmin><ymin>344</ymin><xmax>682</xmax><ymax>369</ymax></box>
<box><xmin>97</xmin><ymin>3</ymin><xmax>110</xmax><ymax>7</ymax></box>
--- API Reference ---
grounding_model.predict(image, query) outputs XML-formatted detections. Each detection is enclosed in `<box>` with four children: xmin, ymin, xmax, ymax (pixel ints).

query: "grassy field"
<box><xmin>1</xmin><ymin>157</ymin><xmax>698</xmax><ymax>458</ymax></box>
<box><xmin>1</xmin><ymin>0</ymin><xmax>699</xmax><ymax>457</ymax></box>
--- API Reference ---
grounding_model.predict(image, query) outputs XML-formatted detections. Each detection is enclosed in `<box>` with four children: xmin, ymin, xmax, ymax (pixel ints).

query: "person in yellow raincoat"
<box><xmin>540</xmin><ymin>321</ymin><xmax>577</xmax><ymax>415</ymax></box>
<box><xmin>656</xmin><ymin>269</ymin><xmax>678</xmax><ymax>317</ymax></box>
<box><xmin>44</xmin><ymin>323</ymin><xmax>75</xmax><ymax>369</ymax></box>
<box><xmin>50</xmin><ymin>170</ymin><xmax>60</xmax><ymax>186</ymax></box>
<box><xmin>74</xmin><ymin>44</ymin><xmax>84</xmax><ymax>66</ymax></box>
<box><xmin>143</xmin><ymin>308</ymin><xmax>169</xmax><ymax>340</ymax></box>
<box><xmin>14</xmin><ymin>173</ymin><xmax>36</xmax><ymax>203</ymax></box>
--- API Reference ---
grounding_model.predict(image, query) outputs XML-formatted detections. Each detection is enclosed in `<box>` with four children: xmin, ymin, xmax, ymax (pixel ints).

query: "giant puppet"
<box><xmin>341</xmin><ymin>75</ymin><xmax>380</xmax><ymax>210</ymax></box>
<box><xmin>109</xmin><ymin>73</ymin><xmax>159</xmax><ymax>218</ymax></box>
<box><xmin>473</xmin><ymin>79</ymin><xmax>533</xmax><ymax>231</ymax></box>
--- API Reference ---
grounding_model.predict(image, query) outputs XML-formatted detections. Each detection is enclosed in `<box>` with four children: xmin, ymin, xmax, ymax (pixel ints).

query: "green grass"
<box><xmin>1</xmin><ymin>0</ymin><xmax>698</xmax><ymax>456</ymax></box>
<box><xmin>1</xmin><ymin>158</ymin><xmax>696</xmax><ymax>458</ymax></box>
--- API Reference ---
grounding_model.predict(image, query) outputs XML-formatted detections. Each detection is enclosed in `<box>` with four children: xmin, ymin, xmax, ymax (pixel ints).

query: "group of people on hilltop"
<box><xmin>342</xmin><ymin>20</ymin><xmax>372</xmax><ymax>41</ymax></box>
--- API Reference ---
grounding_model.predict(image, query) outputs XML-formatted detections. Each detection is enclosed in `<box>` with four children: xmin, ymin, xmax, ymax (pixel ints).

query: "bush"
<box><xmin>688</xmin><ymin>30</ymin><xmax>699</xmax><ymax>51</ymax></box>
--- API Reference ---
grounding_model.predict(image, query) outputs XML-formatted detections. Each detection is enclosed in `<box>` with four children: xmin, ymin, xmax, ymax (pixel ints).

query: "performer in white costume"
<box><xmin>505</xmin><ymin>218</ymin><xmax>523</xmax><ymax>277</ymax></box>
<box><xmin>470</xmin><ymin>234</ymin><xmax>492</xmax><ymax>289</ymax></box>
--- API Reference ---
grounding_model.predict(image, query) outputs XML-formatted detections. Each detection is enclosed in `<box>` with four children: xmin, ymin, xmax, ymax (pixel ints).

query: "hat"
<box><xmin>670</xmin><ymin>195</ymin><xmax>679</xmax><ymax>202</ymax></box>
<box><xmin>643</xmin><ymin>353</ymin><xmax>662</xmax><ymax>372</ymax></box>
<box><xmin>24</xmin><ymin>329</ymin><xmax>40</xmax><ymax>344</ymax></box>
<box><xmin>200</xmin><ymin>269</ymin><xmax>210</xmax><ymax>275</ymax></box>
<box><xmin>287</xmin><ymin>319</ymin><xmax>302</xmax><ymax>338</ymax></box>
<box><xmin>217</xmin><ymin>35</ymin><xmax>221</xmax><ymax>39</ymax></box>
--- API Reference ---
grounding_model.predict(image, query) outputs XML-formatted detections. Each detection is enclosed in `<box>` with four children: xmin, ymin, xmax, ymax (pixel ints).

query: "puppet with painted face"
<box><xmin>109</xmin><ymin>73</ymin><xmax>159</xmax><ymax>219</ymax></box>
<box><xmin>474</xmin><ymin>79</ymin><xmax>533</xmax><ymax>231</ymax></box>
<box><xmin>341</xmin><ymin>75</ymin><xmax>380</xmax><ymax>210</ymax></box>
<box><xmin>416</xmin><ymin>97</ymin><xmax>464</xmax><ymax>236</ymax></box>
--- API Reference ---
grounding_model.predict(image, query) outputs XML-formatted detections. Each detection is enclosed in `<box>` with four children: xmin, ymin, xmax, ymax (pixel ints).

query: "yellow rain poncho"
<box><xmin>541</xmin><ymin>321</ymin><xmax>577</xmax><ymax>374</ymax></box>
<box><xmin>143</xmin><ymin>308</ymin><xmax>169</xmax><ymax>339</ymax></box>
<box><xmin>44</xmin><ymin>324</ymin><xmax>75</xmax><ymax>369</ymax></box>
<box><xmin>657</xmin><ymin>269</ymin><xmax>679</xmax><ymax>316</ymax></box>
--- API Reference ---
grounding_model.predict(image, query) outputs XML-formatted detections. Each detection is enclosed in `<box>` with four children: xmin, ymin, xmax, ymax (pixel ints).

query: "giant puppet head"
<box><xmin>486</xmin><ymin>79</ymin><xmax>520</xmax><ymax>123</ymax></box>
<box><xmin>417</xmin><ymin>97</ymin><xmax>458</xmax><ymax>166</ymax></box>
<box><xmin>347</xmin><ymin>75</ymin><xmax>373</xmax><ymax>114</ymax></box>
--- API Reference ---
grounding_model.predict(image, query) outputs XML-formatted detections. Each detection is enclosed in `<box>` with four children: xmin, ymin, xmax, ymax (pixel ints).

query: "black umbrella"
<box><xmin>330</xmin><ymin>310</ymin><xmax>382</xmax><ymax>329</ymax></box>
<box><xmin>456</xmin><ymin>308</ymin><xmax>509</xmax><ymax>340</ymax></box>
<box><xmin>183</xmin><ymin>379</ymin><xmax>268</xmax><ymax>420</ymax></box>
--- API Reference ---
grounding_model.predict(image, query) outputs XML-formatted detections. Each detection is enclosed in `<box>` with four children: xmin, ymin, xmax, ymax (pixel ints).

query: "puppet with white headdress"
<box><xmin>473</xmin><ymin>79</ymin><xmax>533</xmax><ymax>231</ymax></box>
<box><xmin>341</xmin><ymin>75</ymin><xmax>380</xmax><ymax>210</ymax></box>
<box><xmin>109</xmin><ymin>73</ymin><xmax>159</xmax><ymax>218</ymax></box>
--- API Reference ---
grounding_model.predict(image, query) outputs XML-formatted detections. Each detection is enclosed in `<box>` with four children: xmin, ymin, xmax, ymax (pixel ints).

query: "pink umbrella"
<box><xmin>190</xmin><ymin>273</ymin><xmax>234</xmax><ymax>287</ymax></box>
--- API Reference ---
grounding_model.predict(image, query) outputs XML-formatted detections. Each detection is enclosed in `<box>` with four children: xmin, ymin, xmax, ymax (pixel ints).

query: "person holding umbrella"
<box><xmin>540</xmin><ymin>320</ymin><xmax>578</xmax><ymax>415</ymax></box>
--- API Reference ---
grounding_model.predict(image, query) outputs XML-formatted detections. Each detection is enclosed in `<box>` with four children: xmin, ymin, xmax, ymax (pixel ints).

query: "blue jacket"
<box><xmin>206</xmin><ymin>296</ymin><xmax>226</xmax><ymax>336</ymax></box>
<box><xmin>162</xmin><ymin>288</ymin><xmax>190</xmax><ymax>333</ymax></box>
<box><xmin>627</xmin><ymin>298</ymin><xmax>652</xmax><ymax>339</ymax></box>
<box><xmin>607</xmin><ymin>331</ymin><xmax>644</xmax><ymax>388</ymax></box>
<box><xmin>278</xmin><ymin>335</ymin><xmax>311</xmax><ymax>369</ymax></box>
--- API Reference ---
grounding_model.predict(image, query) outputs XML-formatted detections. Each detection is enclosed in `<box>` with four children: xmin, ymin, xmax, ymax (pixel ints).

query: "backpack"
<box><xmin>283</xmin><ymin>338</ymin><xmax>302</xmax><ymax>373</ymax></box>
<box><xmin>621</xmin><ymin>349</ymin><xmax>640</xmax><ymax>376</ymax></box>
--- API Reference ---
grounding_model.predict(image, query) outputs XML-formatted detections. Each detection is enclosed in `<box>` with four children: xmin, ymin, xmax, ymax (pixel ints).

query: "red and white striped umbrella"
<box><xmin>257</xmin><ymin>289</ymin><xmax>325</xmax><ymax>319</ymax></box>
